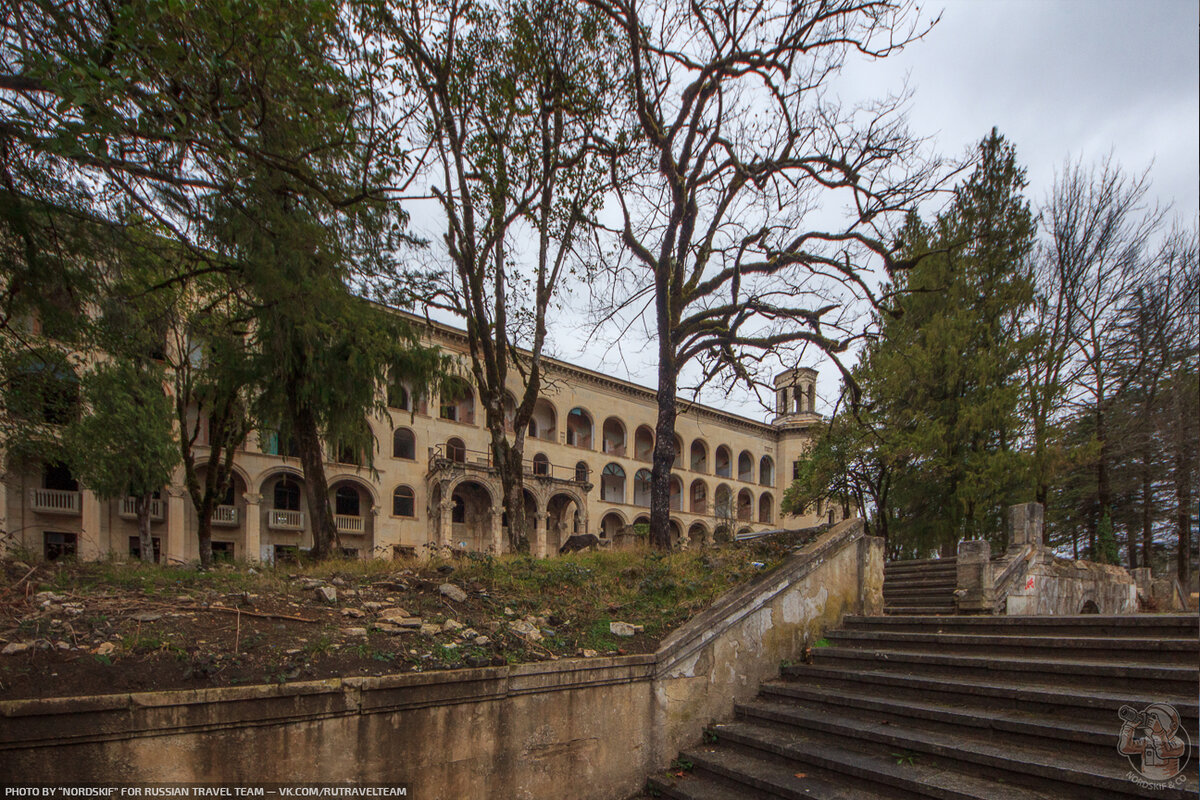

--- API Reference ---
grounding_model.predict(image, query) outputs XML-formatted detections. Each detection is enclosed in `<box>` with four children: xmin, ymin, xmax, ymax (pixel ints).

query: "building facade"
<box><xmin>1</xmin><ymin>318</ymin><xmax>839</xmax><ymax>563</ymax></box>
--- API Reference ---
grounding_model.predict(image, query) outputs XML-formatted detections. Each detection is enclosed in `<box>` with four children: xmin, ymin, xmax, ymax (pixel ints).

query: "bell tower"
<box><xmin>773</xmin><ymin>367</ymin><xmax>818</xmax><ymax>421</ymax></box>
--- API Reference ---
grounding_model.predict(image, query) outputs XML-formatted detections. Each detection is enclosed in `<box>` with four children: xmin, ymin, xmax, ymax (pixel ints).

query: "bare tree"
<box><xmin>585</xmin><ymin>0</ymin><xmax>941</xmax><ymax>548</ymax></box>
<box><xmin>1042</xmin><ymin>156</ymin><xmax>1164</xmax><ymax>556</ymax></box>
<box><xmin>388</xmin><ymin>0</ymin><xmax>617</xmax><ymax>550</ymax></box>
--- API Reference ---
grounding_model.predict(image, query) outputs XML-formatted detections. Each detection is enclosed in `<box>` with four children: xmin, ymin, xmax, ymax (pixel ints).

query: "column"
<box><xmin>1007</xmin><ymin>502</ymin><xmax>1044</xmax><ymax>552</ymax></box>
<box><xmin>80</xmin><ymin>489</ymin><xmax>103</xmax><ymax>560</ymax></box>
<box><xmin>437</xmin><ymin>500</ymin><xmax>453</xmax><ymax>548</ymax></box>
<box><xmin>534</xmin><ymin>512</ymin><xmax>548</xmax><ymax>559</ymax></box>
<box><xmin>955</xmin><ymin>539</ymin><xmax>994</xmax><ymax>614</ymax></box>
<box><xmin>490</xmin><ymin>509</ymin><xmax>504</xmax><ymax>555</ymax></box>
<box><xmin>166</xmin><ymin>486</ymin><xmax>188</xmax><ymax>564</ymax></box>
<box><xmin>243</xmin><ymin>492</ymin><xmax>262</xmax><ymax>563</ymax></box>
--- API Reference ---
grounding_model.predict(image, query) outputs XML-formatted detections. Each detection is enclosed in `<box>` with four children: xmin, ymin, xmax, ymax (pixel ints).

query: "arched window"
<box><xmin>440</xmin><ymin>379</ymin><xmax>474</xmax><ymax>423</ymax></box>
<box><xmin>574</xmin><ymin>461</ymin><xmax>590</xmax><ymax>482</ymax></box>
<box><xmin>715</xmin><ymin>446</ymin><xmax>732</xmax><ymax>478</ymax></box>
<box><xmin>759</xmin><ymin>456</ymin><xmax>775</xmax><ymax>487</ymax></box>
<box><xmin>669</xmin><ymin>475</ymin><xmax>682</xmax><ymax>511</ymax></box>
<box><xmin>737</xmin><ymin>489</ymin><xmax>753</xmax><ymax>521</ymax></box>
<box><xmin>737</xmin><ymin>451</ymin><xmax>754</xmax><ymax>482</ymax></box>
<box><xmin>393</xmin><ymin>486</ymin><xmax>415</xmax><ymax>517</ymax></box>
<box><xmin>532</xmin><ymin>453</ymin><xmax>550</xmax><ymax>476</ymax></box>
<box><xmin>602</xmin><ymin>417</ymin><xmax>626</xmax><ymax>456</ymax></box>
<box><xmin>566</xmin><ymin>407</ymin><xmax>594</xmax><ymax>448</ymax></box>
<box><xmin>690</xmin><ymin>480</ymin><xmax>707</xmax><ymax>514</ymax></box>
<box><xmin>759</xmin><ymin>493</ymin><xmax>774</xmax><ymax>524</ymax></box>
<box><xmin>634</xmin><ymin>425</ymin><xmax>654</xmax><ymax>461</ymax></box>
<box><xmin>387</xmin><ymin>382</ymin><xmax>410</xmax><ymax>411</ymax></box>
<box><xmin>633</xmin><ymin>468</ymin><xmax>652</xmax><ymax>506</ymax></box>
<box><xmin>529</xmin><ymin>398</ymin><xmax>557</xmax><ymax>441</ymax></box>
<box><xmin>690</xmin><ymin>440</ymin><xmax>708</xmax><ymax>473</ymax></box>
<box><xmin>672</xmin><ymin>434</ymin><xmax>683</xmax><ymax>469</ymax></box>
<box><xmin>274</xmin><ymin>478</ymin><xmax>301</xmax><ymax>511</ymax></box>
<box><xmin>446</xmin><ymin>437</ymin><xmax>466</xmax><ymax>463</ymax></box>
<box><xmin>392</xmin><ymin>428</ymin><xmax>416</xmax><ymax>460</ymax></box>
<box><xmin>714</xmin><ymin>484</ymin><xmax>732</xmax><ymax>518</ymax></box>
<box><xmin>335</xmin><ymin>486</ymin><xmax>360</xmax><ymax>517</ymax></box>
<box><xmin>601</xmin><ymin>463</ymin><xmax>625</xmax><ymax>503</ymax></box>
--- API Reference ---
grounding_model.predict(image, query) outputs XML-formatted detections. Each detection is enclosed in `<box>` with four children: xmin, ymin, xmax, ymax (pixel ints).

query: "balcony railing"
<box><xmin>212</xmin><ymin>505</ymin><xmax>239</xmax><ymax>527</ymax></box>
<box><xmin>29</xmin><ymin>488</ymin><xmax>81</xmax><ymax>515</ymax></box>
<box><xmin>428</xmin><ymin>444</ymin><xmax>590</xmax><ymax>483</ymax></box>
<box><xmin>118</xmin><ymin>497</ymin><xmax>165</xmax><ymax>521</ymax></box>
<box><xmin>334</xmin><ymin>514</ymin><xmax>365</xmax><ymax>534</ymax></box>
<box><xmin>268</xmin><ymin>509</ymin><xmax>305</xmax><ymax>531</ymax></box>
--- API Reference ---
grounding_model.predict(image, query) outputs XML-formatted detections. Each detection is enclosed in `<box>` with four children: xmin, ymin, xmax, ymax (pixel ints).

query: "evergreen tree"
<box><xmin>790</xmin><ymin>130</ymin><xmax>1036</xmax><ymax>556</ymax></box>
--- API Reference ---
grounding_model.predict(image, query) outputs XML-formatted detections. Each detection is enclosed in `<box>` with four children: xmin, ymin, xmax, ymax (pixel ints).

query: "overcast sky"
<box><xmin>436</xmin><ymin>0</ymin><xmax>1200</xmax><ymax>424</ymax></box>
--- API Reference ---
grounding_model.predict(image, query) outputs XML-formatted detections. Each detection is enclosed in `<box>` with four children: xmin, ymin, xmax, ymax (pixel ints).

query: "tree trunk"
<box><xmin>292</xmin><ymin>403</ymin><xmax>338</xmax><ymax>558</ymax></box>
<box><xmin>649</xmin><ymin>351</ymin><xmax>678</xmax><ymax>551</ymax></box>
<box><xmin>1174</xmin><ymin>390</ymin><xmax>1194</xmax><ymax>586</ymax></box>
<box><xmin>1139</xmin><ymin>456</ymin><xmax>1153</xmax><ymax>571</ymax></box>
<box><xmin>498</xmin><ymin>440</ymin><xmax>530</xmax><ymax>552</ymax></box>
<box><xmin>135</xmin><ymin>492</ymin><xmax>155</xmax><ymax>563</ymax></box>
<box><xmin>196</xmin><ymin>491</ymin><xmax>216</xmax><ymax>567</ymax></box>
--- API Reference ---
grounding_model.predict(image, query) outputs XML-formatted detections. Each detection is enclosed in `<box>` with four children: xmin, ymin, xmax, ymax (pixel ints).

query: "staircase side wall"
<box><xmin>651</xmin><ymin>519</ymin><xmax>881</xmax><ymax>768</ymax></box>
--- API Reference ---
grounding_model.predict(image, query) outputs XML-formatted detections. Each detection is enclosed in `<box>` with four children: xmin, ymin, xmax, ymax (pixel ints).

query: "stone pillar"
<box><xmin>859</xmin><ymin>534</ymin><xmax>885</xmax><ymax>616</ymax></box>
<box><xmin>80</xmin><ymin>489</ymin><xmax>104</xmax><ymax>560</ymax></box>
<box><xmin>956</xmin><ymin>539</ymin><xmax>994</xmax><ymax>614</ymax></box>
<box><xmin>491</xmin><ymin>509</ymin><xmax>504</xmax><ymax>555</ymax></box>
<box><xmin>438</xmin><ymin>500</ymin><xmax>453</xmax><ymax>548</ymax></box>
<box><xmin>1131</xmin><ymin>566</ymin><xmax>1152</xmax><ymax>597</ymax></box>
<box><xmin>1007</xmin><ymin>502</ymin><xmax>1044</xmax><ymax>552</ymax></box>
<box><xmin>243</xmin><ymin>492</ymin><xmax>262</xmax><ymax>563</ymax></box>
<box><xmin>534</xmin><ymin>512</ymin><xmax>548</xmax><ymax>558</ymax></box>
<box><xmin>166</xmin><ymin>486</ymin><xmax>188</xmax><ymax>564</ymax></box>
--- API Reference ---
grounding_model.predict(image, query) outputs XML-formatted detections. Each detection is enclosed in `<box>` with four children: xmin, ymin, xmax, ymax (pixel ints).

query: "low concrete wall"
<box><xmin>652</xmin><ymin>519</ymin><xmax>877</xmax><ymax>766</ymax></box>
<box><xmin>1005</xmin><ymin>556</ymin><xmax>1137</xmax><ymax>615</ymax></box>
<box><xmin>0</xmin><ymin>519</ymin><xmax>880</xmax><ymax>798</ymax></box>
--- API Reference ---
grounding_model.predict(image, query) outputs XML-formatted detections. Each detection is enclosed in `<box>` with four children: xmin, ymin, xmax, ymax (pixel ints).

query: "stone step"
<box><xmin>883</xmin><ymin>604</ymin><xmax>957</xmax><ymax>616</ymax></box>
<box><xmin>756</xmin><ymin>678</ymin><xmax>1199</xmax><ymax>765</ymax></box>
<box><xmin>824</xmin><ymin>629</ymin><xmax>1199</xmax><ymax>666</ymax></box>
<box><xmin>888</xmin><ymin>585</ymin><xmax>960</xmax><ymax>597</ymax></box>
<box><xmin>780</xmin><ymin>664</ymin><xmax>1199</xmax><ymax>730</ymax></box>
<box><xmin>709</xmin><ymin>719</ymin><xmax>1061</xmax><ymax>800</ymax></box>
<box><xmin>650</xmin><ymin>744</ymin><xmax>898</xmax><ymax>800</ymax></box>
<box><xmin>882</xmin><ymin>576</ymin><xmax>958</xmax><ymax>589</ymax></box>
<box><xmin>735</xmin><ymin>699</ymin><xmax>1197</xmax><ymax>799</ymax></box>
<box><xmin>885</xmin><ymin>557</ymin><xmax>959</xmax><ymax>568</ymax></box>
<box><xmin>845</xmin><ymin>614</ymin><xmax>1200</xmax><ymax>638</ymax></box>
<box><xmin>811</xmin><ymin>646</ymin><xmax>1196</xmax><ymax>694</ymax></box>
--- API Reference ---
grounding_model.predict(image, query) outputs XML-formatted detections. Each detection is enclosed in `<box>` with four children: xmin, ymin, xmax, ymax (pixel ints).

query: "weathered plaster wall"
<box><xmin>0</xmin><ymin>520</ymin><xmax>880</xmax><ymax>798</ymax></box>
<box><xmin>1005</xmin><ymin>556</ymin><xmax>1137</xmax><ymax>615</ymax></box>
<box><xmin>652</xmin><ymin>519</ymin><xmax>875</xmax><ymax>766</ymax></box>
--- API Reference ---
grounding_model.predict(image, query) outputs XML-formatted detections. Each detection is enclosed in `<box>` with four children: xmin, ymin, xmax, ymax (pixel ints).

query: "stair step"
<box><xmin>656</xmin><ymin>744</ymin><xmax>898</xmax><ymax>800</ymax></box>
<box><xmin>780</xmin><ymin>664</ymin><xmax>1199</xmax><ymax>729</ymax></box>
<box><xmin>884</xmin><ymin>605</ymin><xmax>957</xmax><ymax>616</ymax></box>
<box><xmin>711</xmin><ymin>719</ymin><xmax>1058</xmax><ymax>800</ymax></box>
<box><xmin>812</xmin><ymin>647</ymin><xmax>1196</xmax><ymax>693</ymax></box>
<box><xmin>847</xmin><ymin>614</ymin><xmax>1200</xmax><ymax>637</ymax></box>
<box><xmin>825</xmin><ymin>630</ymin><xmax>1199</xmax><ymax>665</ymax></box>
<box><xmin>736</xmin><ymin>699</ymin><xmax>1197</xmax><ymax>799</ymax></box>
<box><xmin>755</xmin><ymin>679</ymin><xmax>1191</xmax><ymax>761</ymax></box>
<box><xmin>886</xmin><ymin>557</ymin><xmax>959</xmax><ymax>567</ymax></box>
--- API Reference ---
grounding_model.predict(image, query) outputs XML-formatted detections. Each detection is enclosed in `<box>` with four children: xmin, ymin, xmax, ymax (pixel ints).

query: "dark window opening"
<box><xmin>43</xmin><ymin>462</ymin><xmax>78</xmax><ymax>491</ymax></box>
<box><xmin>335</xmin><ymin>486</ymin><xmax>360</xmax><ymax>517</ymax></box>
<box><xmin>393</xmin><ymin>486</ymin><xmax>415</xmax><ymax>517</ymax></box>
<box><xmin>128</xmin><ymin>536</ymin><xmax>163</xmax><ymax>562</ymax></box>
<box><xmin>274</xmin><ymin>478</ymin><xmax>301</xmax><ymax>511</ymax></box>
<box><xmin>44</xmin><ymin>531</ymin><xmax>77</xmax><ymax>561</ymax></box>
<box><xmin>211</xmin><ymin>541</ymin><xmax>235</xmax><ymax>562</ymax></box>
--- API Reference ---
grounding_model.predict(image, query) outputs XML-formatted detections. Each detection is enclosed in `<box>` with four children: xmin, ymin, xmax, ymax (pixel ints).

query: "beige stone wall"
<box><xmin>3</xmin><ymin>319</ymin><xmax>834</xmax><ymax>563</ymax></box>
<box><xmin>0</xmin><ymin>520</ymin><xmax>880</xmax><ymax>797</ymax></box>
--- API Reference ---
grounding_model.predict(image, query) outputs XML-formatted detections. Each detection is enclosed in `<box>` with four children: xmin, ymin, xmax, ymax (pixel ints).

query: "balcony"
<box><xmin>212</xmin><ymin>505</ymin><xmax>239</xmax><ymax>527</ymax></box>
<box><xmin>118</xmin><ymin>497</ymin><xmax>165</xmax><ymax>521</ymax></box>
<box><xmin>267</xmin><ymin>509</ymin><xmax>305</xmax><ymax>531</ymax></box>
<box><xmin>334</xmin><ymin>514</ymin><xmax>365</xmax><ymax>535</ymax></box>
<box><xmin>29</xmin><ymin>488</ymin><xmax>81</xmax><ymax>515</ymax></box>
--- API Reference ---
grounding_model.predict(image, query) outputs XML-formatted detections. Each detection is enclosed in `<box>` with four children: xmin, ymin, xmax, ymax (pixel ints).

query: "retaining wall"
<box><xmin>0</xmin><ymin>519</ymin><xmax>880</xmax><ymax>799</ymax></box>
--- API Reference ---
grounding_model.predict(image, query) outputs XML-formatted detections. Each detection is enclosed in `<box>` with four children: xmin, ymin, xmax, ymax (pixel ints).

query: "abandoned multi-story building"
<box><xmin>1</xmin><ymin>314</ymin><xmax>836</xmax><ymax>563</ymax></box>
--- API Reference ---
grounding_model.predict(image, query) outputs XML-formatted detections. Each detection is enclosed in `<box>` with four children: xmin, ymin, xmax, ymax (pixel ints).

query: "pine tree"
<box><xmin>831</xmin><ymin>130</ymin><xmax>1037</xmax><ymax>555</ymax></box>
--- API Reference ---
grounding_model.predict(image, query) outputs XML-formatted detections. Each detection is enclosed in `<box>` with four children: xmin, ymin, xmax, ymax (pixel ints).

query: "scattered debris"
<box><xmin>439</xmin><ymin>583</ymin><xmax>467</xmax><ymax>603</ymax></box>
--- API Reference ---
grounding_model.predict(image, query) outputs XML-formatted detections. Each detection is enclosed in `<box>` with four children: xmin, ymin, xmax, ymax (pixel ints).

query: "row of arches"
<box><xmin>596</xmin><ymin>511</ymin><xmax>750</xmax><ymax>547</ymax></box>
<box><xmin>390</xmin><ymin>418</ymin><xmax>776</xmax><ymax>487</ymax></box>
<box><xmin>597</xmin><ymin>464</ymin><xmax>774</xmax><ymax>523</ymax></box>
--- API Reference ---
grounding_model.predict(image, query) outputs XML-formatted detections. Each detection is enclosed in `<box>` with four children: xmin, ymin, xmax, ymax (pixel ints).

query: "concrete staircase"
<box><xmin>649</xmin><ymin>614</ymin><xmax>1199</xmax><ymax>799</ymax></box>
<box><xmin>883</xmin><ymin>557</ymin><xmax>958</xmax><ymax>615</ymax></box>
